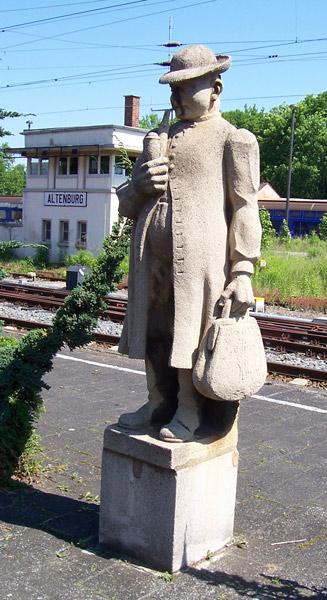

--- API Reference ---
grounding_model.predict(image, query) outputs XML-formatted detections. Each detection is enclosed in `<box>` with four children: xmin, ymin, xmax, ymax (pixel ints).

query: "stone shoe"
<box><xmin>118</xmin><ymin>401</ymin><xmax>154</xmax><ymax>429</ymax></box>
<box><xmin>119</xmin><ymin>400</ymin><xmax>176</xmax><ymax>430</ymax></box>
<box><xmin>159</xmin><ymin>405</ymin><xmax>200</xmax><ymax>443</ymax></box>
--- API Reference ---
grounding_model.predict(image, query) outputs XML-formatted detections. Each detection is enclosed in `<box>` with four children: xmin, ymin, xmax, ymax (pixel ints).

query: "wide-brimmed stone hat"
<box><xmin>159</xmin><ymin>45</ymin><xmax>231</xmax><ymax>85</ymax></box>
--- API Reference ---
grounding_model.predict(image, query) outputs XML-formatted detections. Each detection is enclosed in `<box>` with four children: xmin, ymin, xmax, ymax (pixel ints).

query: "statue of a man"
<box><xmin>117</xmin><ymin>45</ymin><xmax>261</xmax><ymax>442</ymax></box>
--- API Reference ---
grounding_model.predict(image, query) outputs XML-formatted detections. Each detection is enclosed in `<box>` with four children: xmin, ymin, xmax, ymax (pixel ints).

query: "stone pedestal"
<box><xmin>99</xmin><ymin>423</ymin><xmax>238</xmax><ymax>573</ymax></box>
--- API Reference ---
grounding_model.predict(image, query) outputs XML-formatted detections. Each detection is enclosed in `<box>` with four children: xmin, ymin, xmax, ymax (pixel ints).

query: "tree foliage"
<box><xmin>223</xmin><ymin>92</ymin><xmax>327</xmax><ymax>199</ymax></box>
<box><xmin>0</xmin><ymin>152</ymin><xmax>26</xmax><ymax>195</ymax></box>
<box><xmin>0</xmin><ymin>109</ymin><xmax>21</xmax><ymax>138</ymax></box>
<box><xmin>139</xmin><ymin>112</ymin><xmax>178</xmax><ymax>130</ymax></box>
<box><xmin>139</xmin><ymin>113</ymin><xmax>162</xmax><ymax>129</ymax></box>
<box><xmin>0</xmin><ymin>109</ymin><xmax>26</xmax><ymax>195</ymax></box>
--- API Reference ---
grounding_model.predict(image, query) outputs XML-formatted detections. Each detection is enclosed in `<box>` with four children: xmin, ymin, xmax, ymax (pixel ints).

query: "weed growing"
<box><xmin>253</xmin><ymin>237</ymin><xmax>327</xmax><ymax>308</ymax></box>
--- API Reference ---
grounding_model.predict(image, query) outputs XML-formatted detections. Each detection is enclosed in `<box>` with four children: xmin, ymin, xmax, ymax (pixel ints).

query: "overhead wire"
<box><xmin>0</xmin><ymin>0</ymin><xmax>218</xmax><ymax>51</ymax></box>
<box><xmin>1</xmin><ymin>0</ymin><xmax>154</xmax><ymax>32</ymax></box>
<box><xmin>0</xmin><ymin>1</ymin><xmax>114</xmax><ymax>13</ymax></box>
<box><xmin>2</xmin><ymin>45</ymin><xmax>327</xmax><ymax>90</ymax></box>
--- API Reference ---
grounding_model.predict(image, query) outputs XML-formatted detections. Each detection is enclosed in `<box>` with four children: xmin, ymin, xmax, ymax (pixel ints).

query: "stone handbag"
<box><xmin>193</xmin><ymin>299</ymin><xmax>267</xmax><ymax>401</ymax></box>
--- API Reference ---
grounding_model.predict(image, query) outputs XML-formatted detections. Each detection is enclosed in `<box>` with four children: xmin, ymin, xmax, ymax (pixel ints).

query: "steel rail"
<box><xmin>1</xmin><ymin>315</ymin><xmax>326</xmax><ymax>382</ymax></box>
<box><xmin>0</xmin><ymin>315</ymin><xmax>120</xmax><ymax>347</ymax></box>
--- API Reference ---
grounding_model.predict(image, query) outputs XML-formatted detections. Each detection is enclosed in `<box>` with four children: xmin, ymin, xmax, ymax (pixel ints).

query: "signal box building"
<box><xmin>8</xmin><ymin>96</ymin><xmax>145</xmax><ymax>261</ymax></box>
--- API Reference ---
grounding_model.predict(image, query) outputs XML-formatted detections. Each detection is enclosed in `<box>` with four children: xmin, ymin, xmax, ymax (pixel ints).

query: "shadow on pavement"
<box><xmin>0</xmin><ymin>484</ymin><xmax>104</xmax><ymax>551</ymax></box>
<box><xmin>187</xmin><ymin>566</ymin><xmax>327</xmax><ymax>600</ymax></box>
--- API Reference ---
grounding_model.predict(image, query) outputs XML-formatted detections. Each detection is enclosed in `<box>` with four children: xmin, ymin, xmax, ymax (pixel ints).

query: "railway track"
<box><xmin>1</xmin><ymin>281</ymin><xmax>327</xmax><ymax>382</ymax></box>
<box><xmin>0</xmin><ymin>281</ymin><xmax>127</xmax><ymax>323</ymax></box>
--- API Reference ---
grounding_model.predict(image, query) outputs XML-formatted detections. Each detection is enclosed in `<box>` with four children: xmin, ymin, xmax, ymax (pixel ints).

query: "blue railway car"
<box><xmin>0</xmin><ymin>196</ymin><xmax>23</xmax><ymax>223</ymax></box>
<box><xmin>258</xmin><ymin>197</ymin><xmax>327</xmax><ymax>236</ymax></box>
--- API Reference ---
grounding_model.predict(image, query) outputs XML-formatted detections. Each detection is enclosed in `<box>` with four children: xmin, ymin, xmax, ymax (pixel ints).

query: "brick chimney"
<box><xmin>124</xmin><ymin>95</ymin><xmax>140</xmax><ymax>127</ymax></box>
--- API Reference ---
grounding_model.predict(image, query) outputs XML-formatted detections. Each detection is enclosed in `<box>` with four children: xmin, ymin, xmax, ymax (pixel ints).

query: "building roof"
<box><xmin>6</xmin><ymin>123</ymin><xmax>147</xmax><ymax>157</ymax></box>
<box><xmin>258</xmin><ymin>182</ymin><xmax>280</xmax><ymax>200</ymax></box>
<box><xmin>0</xmin><ymin>195</ymin><xmax>23</xmax><ymax>204</ymax></box>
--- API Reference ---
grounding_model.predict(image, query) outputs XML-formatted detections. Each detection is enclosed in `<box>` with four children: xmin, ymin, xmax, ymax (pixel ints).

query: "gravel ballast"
<box><xmin>1</xmin><ymin>301</ymin><xmax>326</xmax><ymax>372</ymax></box>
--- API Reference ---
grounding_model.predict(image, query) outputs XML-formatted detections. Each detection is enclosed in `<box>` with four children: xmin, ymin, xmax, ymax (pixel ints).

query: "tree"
<box><xmin>139</xmin><ymin>113</ymin><xmax>162</xmax><ymax>129</ymax></box>
<box><xmin>139</xmin><ymin>112</ymin><xmax>178</xmax><ymax>130</ymax></box>
<box><xmin>223</xmin><ymin>92</ymin><xmax>327</xmax><ymax>200</ymax></box>
<box><xmin>0</xmin><ymin>108</ymin><xmax>21</xmax><ymax>138</ymax></box>
<box><xmin>0</xmin><ymin>110</ymin><xmax>26</xmax><ymax>195</ymax></box>
<box><xmin>0</xmin><ymin>147</ymin><xmax>26</xmax><ymax>195</ymax></box>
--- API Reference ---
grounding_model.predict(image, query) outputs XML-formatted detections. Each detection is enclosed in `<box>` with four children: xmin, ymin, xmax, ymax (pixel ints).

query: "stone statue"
<box><xmin>117</xmin><ymin>45</ymin><xmax>261</xmax><ymax>442</ymax></box>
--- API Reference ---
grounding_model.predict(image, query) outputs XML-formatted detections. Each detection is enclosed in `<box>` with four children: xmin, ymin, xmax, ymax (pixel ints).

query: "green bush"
<box><xmin>57</xmin><ymin>248</ymin><xmax>68</xmax><ymax>266</ymax></box>
<box><xmin>259</xmin><ymin>206</ymin><xmax>275</xmax><ymax>249</ymax></box>
<box><xmin>19</xmin><ymin>257</ymin><xmax>35</xmax><ymax>273</ymax></box>
<box><xmin>34</xmin><ymin>245</ymin><xmax>50</xmax><ymax>268</ymax></box>
<box><xmin>65</xmin><ymin>250</ymin><xmax>97</xmax><ymax>270</ymax></box>
<box><xmin>0</xmin><ymin>217</ymin><xmax>132</xmax><ymax>485</ymax></box>
<box><xmin>0</xmin><ymin>267</ymin><xmax>7</xmax><ymax>279</ymax></box>
<box><xmin>119</xmin><ymin>254</ymin><xmax>129</xmax><ymax>278</ymax></box>
<box><xmin>318</xmin><ymin>213</ymin><xmax>327</xmax><ymax>240</ymax></box>
<box><xmin>279</xmin><ymin>219</ymin><xmax>291</xmax><ymax>242</ymax></box>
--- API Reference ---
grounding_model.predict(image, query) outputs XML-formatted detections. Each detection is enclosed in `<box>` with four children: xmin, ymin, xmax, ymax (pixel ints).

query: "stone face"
<box><xmin>99</xmin><ymin>423</ymin><xmax>239</xmax><ymax>572</ymax></box>
<box><xmin>116</xmin><ymin>44</ymin><xmax>264</xmax><ymax>442</ymax></box>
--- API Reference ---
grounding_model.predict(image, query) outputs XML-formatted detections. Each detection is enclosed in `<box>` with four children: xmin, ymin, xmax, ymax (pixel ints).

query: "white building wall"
<box><xmin>22</xmin><ymin>189</ymin><xmax>113</xmax><ymax>261</ymax></box>
<box><xmin>0</xmin><ymin>224</ymin><xmax>24</xmax><ymax>244</ymax></box>
<box><xmin>13</xmin><ymin>123</ymin><xmax>145</xmax><ymax>262</ymax></box>
<box><xmin>24</xmin><ymin>125</ymin><xmax>146</xmax><ymax>152</ymax></box>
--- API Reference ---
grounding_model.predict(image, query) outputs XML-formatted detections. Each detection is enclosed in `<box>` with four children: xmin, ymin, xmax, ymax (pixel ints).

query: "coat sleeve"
<box><xmin>225</xmin><ymin>128</ymin><xmax>262</xmax><ymax>275</ymax></box>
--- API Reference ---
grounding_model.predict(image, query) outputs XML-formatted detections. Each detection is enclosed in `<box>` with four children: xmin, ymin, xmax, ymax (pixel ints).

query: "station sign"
<box><xmin>44</xmin><ymin>191</ymin><xmax>87</xmax><ymax>207</ymax></box>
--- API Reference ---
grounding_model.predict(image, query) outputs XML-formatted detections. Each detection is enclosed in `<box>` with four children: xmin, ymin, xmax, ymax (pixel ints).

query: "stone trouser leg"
<box><xmin>119</xmin><ymin>255</ymin><xmax>178</xmax><ymax>430</ymax></box>
<box><xmin>159</xmin><ymin>368</ymin><xmax>204</xmax><ymax>442</ymax></box>
<box><xmin>118</xmin><ymin>343</ymin><xmax>178</xmax><ymax>429</ymax></box>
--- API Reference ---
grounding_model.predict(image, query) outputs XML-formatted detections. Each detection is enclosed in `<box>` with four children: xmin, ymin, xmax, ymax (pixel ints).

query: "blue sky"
<box><xmin>1</xmin><ymin>0</ymin><xmax>327</xmax><ymax>150</ymax></box>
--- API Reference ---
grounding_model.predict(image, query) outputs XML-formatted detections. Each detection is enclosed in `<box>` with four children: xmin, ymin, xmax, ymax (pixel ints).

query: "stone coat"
<box><xmin>117</xmin><ymin>113</ymin><xmax>261</xmax><ymax>369</ymax></box>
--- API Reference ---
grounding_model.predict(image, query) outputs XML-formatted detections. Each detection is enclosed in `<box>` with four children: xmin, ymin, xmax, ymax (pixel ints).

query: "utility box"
<box><xmin>66</xmin><ymin>265</ymin><xmax>91</xmax><ymax>290</ymax></box>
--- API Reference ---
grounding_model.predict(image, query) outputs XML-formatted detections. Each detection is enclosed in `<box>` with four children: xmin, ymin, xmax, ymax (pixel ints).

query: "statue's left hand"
<box><xmin>218</xmin><ymin>273</ymin><xmax>254</xmax><ymax>315</ymax></box>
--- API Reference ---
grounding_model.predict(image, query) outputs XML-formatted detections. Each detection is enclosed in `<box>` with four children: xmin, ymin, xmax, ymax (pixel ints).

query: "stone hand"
<box><xmin>218</xmin><ymin>273</ymin><xmax>254</xmax><ymax>315</ymax></box>
<box><xmin>134</xmin><ymin>157</ymin><xmax>169</xmax><ymax>197</ymax></box>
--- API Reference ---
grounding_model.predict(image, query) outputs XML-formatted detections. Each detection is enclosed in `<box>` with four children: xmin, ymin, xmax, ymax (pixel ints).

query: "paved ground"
<box><xmin>0</xmin><ymin>343</ymin><xmax>326</xmax><ymax>600</ymax></box>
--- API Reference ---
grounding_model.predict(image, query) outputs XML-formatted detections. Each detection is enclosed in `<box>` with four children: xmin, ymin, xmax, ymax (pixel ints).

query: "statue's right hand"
<box><xmin>134</xmin><ymin>157</ymin><xmax>169</xmax><ymax>196</ymax></box>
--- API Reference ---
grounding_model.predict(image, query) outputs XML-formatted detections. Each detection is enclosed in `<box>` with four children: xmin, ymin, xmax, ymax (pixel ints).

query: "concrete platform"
<box><xmin>0</xmin><ymin>343</ymin><xmax>326</xmax><ymax>599</ymax></box>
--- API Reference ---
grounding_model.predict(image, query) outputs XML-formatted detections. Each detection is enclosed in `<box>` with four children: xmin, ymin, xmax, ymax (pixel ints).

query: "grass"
<box><xmin>0</xmin><ymin>258</ymin><xmax>66</xmax><ymax>279</ymax></box>
<box><xmin>2</xmin><ymin>237</ymin><xmax>327</xmax><ymax>312</ymax></box>
<box><xmin>253</xmin><ymin>237</ymin><xmax>327</xmax><ymax>310</ymax></box>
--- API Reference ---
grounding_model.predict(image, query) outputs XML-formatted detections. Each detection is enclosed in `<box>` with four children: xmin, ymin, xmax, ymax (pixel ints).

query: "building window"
<box><xmin>89</xmin><ymin>155</ymin><xmax>98</xmax><ymax>174</ymax></box>
<box><xmin>100</xmin><ymin>156</ymin><xmax>110</xmax><ymax>174</ymax></box>
<box><xmin>77</xmin><ymin>221</ymin><xmax>87</xmax><ymax>247</ymax></box>
<box><xmin>59</xmin><ymin>220</ymin><xmax>69</xmax><ymax>244</ymax></box>
<box><xmin>40</xmin><ymin>158</ymin><xmax>49</xmax><ymax>175</ymax></box>
<box><xmin>42</xmin><ymin>219</ymin><xmax>51</xmax><ymax>242</ymax></box>
<box><xmin>58</xmin><ymin>157</ymin><xmax>78</xmax><ymax>175</ymax></box>
<box><xmin>58</xmin><ymin>157</ymin><xmax>68</xmax><ymax>175</ymax></box>
<box><xmin>114</xmin><ymin>155</ymin><xmax>124</xmax><ymax>175</ymax></box>
<box><xmin>69</xmin><ymin>156</ymin><xmax>78</xmax><ymax>175</ymax></box>
<box><xmin>30</xmin><ymin>158</ymin><xmax>39</xmax><ymax>175</ymax></box>
<box><xmin>11</xmin><ymin>209</ymin><xmax>22</xmax><ymax>221</ymax></box>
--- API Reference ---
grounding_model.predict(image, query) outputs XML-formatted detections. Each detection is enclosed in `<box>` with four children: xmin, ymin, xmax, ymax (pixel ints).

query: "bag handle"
<box><xmin>221</xmin><ymin>298</ymin><xmax>232</xmax><ymax>319</ymax></box>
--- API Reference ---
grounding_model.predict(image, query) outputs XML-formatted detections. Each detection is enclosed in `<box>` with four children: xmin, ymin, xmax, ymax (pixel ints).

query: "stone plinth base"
<box><xmin>99</xmin><ymin>423</ymin><xmax>238</xmax><ymax>573</ymax></box>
